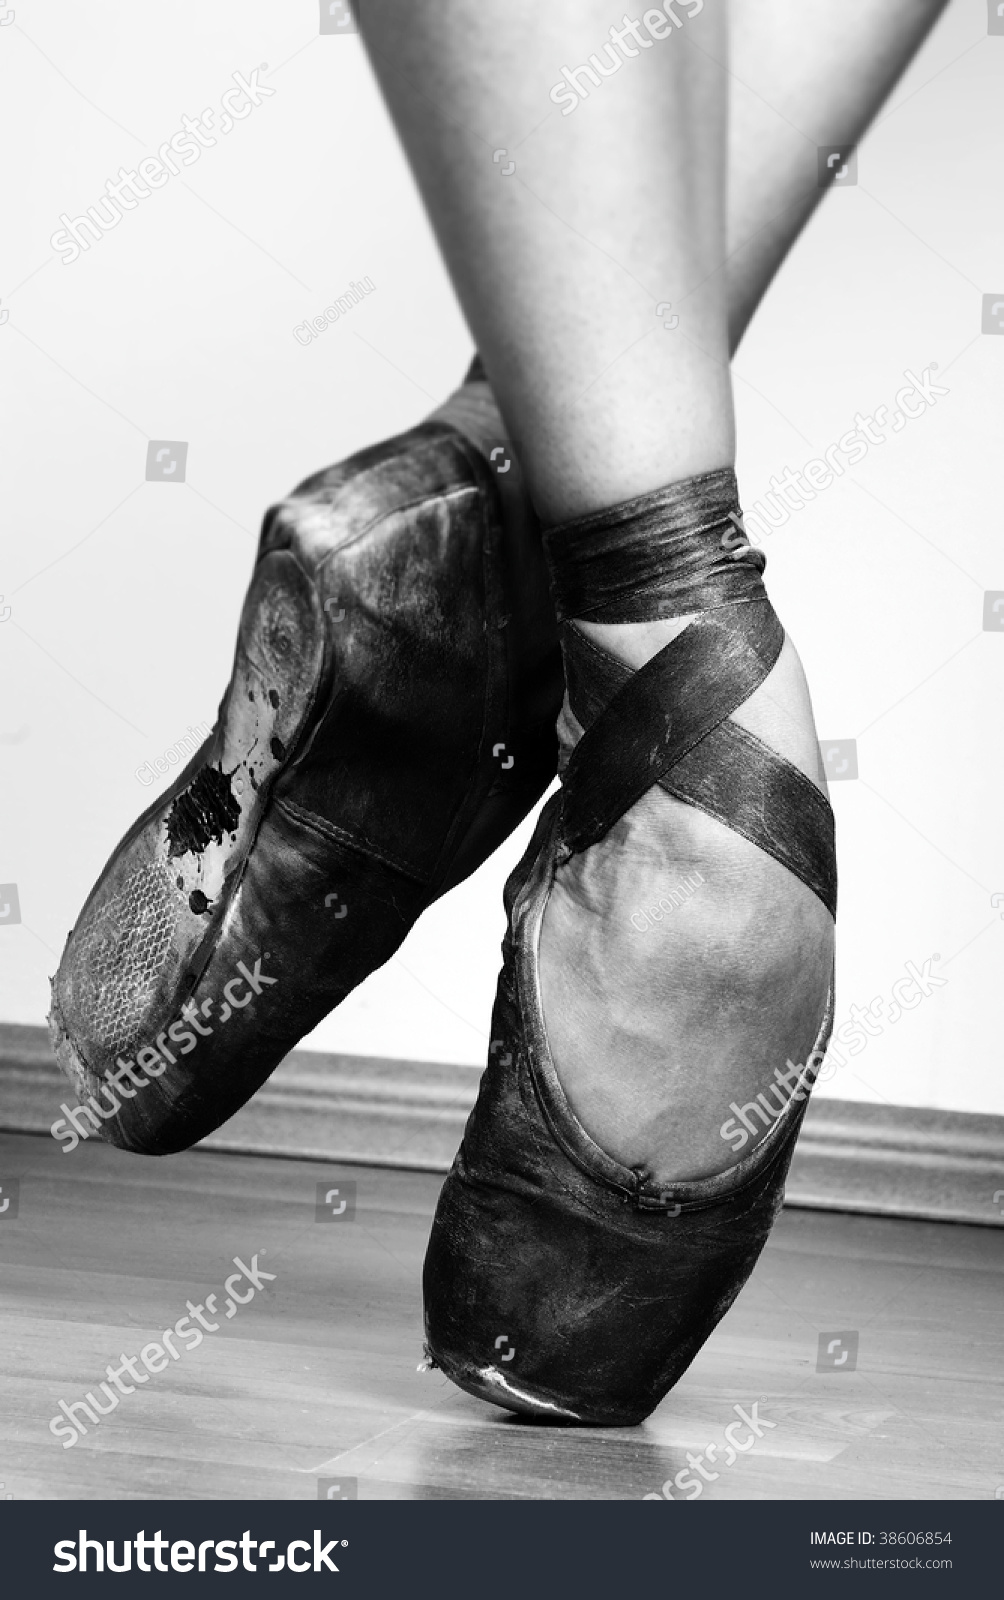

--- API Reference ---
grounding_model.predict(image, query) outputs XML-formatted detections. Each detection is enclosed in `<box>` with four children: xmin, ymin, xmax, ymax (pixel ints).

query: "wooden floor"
<box><xmin>1</xmin><ymin>1130</ymin><xmax>1001</xmax><ymax>1501</ymax></box>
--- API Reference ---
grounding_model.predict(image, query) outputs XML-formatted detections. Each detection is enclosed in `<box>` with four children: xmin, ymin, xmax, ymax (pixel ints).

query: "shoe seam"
<box><xmin>311</xmin><ymin>481</ymin><xmax>480</xmax><ymax>587</ymax></box>
<box><xmin>279</xmin><ymin>425</ymin><xmax>482</xmax><ymax>578</ymax></box>
<box><xmin>512</xmin><ymin>1044</ymin><xmax>783</xmax><ymax>1235</ymax></box>
<box><xmin>274</xmin><ymin>796</ymin><xmax>432</xmax><ymax>886</ymax></box>
<box><xmin>282</xmin><ymin>427</ymin><xmax>504</xmax><ymax>899</ymax></box>
<box><xmin>425</xmin><ymin>427</ymin><xmax>509</xmax><ymax>894</ymax></box>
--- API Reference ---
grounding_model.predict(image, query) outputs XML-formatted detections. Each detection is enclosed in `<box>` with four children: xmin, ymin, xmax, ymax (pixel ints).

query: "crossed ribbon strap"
<box><xmin>559</xmin><ymin>599</ymin><xmax>837</xmax><ymax>919</ymax></box>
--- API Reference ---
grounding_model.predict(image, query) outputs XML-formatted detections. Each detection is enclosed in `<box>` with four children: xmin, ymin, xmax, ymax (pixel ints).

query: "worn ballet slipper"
<box><xmin>422</xmin><ymin>469</ymin><xmax>836</xmax><ymax>1424</ymax></box>
<box><xmin>48</xmin><ymin>373</ymin><xmax>561</xmax><ymax>1155</ymax></box>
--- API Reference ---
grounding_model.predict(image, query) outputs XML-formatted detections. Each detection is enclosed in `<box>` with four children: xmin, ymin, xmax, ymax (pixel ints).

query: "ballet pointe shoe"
<box><xmin>422</xmin><ymin>469</ymin><xmax>835</xmax><ymax>1424</ymax></box>
<box><xmin>49</xmin><ymin>383</ymin><xmax>561</xmax><ymax>1155</ymax></box>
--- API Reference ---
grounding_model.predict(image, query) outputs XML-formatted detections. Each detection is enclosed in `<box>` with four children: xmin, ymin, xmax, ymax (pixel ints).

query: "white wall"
<box><xmin>1</xmin><ymin>0</ymin><xmax>1002</xmax><ymax>1115</ymax></box>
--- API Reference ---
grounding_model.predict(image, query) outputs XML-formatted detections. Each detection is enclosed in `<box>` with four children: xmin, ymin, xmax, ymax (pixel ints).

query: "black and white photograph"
<box><xmin>1</xmin><ymin>0</ymin><xmax>1002</xmax><ymax>1588</ymax></box>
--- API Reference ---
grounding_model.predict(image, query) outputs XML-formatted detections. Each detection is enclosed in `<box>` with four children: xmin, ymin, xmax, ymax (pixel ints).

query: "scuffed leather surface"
<box><xmin>424</xmin><ymin>798</ymin><xmax>816</xmax><ymax>1427</ymax></box>
<box><xmin>542</xmin><ymin>466</ymin><xmax>766</xmax><ymax>623</ymax></box>
<box><xmin>49</xmin><ymin>419</ymin><xmax>561</xmax><ymax>1154</ymax></box>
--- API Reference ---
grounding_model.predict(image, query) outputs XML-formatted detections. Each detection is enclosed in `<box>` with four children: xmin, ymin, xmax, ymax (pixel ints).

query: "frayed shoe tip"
<box><xmin>47</xmin><ymin>993</ymin><xmax>93</xmax><ymax>1103</ymax></box>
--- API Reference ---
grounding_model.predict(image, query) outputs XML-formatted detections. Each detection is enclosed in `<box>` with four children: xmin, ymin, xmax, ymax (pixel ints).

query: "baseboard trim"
<box><xmin>2</xmin><ymin>1024</ymin><xmax>1002</xmax><ymax>1227</ymax></box>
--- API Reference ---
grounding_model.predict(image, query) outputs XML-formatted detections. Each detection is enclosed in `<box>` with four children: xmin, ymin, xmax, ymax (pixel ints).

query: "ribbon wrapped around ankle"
<box><xmin>542</xmin><ymin>468</ymin><xmax>766</xmax><ymax>623</ymax></box>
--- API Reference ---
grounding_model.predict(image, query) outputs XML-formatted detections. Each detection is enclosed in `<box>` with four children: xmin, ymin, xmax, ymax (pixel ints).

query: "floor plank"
<box><xmin>1</xmin><ymin>1132</ymin><xmax>1000</xmax><ymax>1501</ymax></box>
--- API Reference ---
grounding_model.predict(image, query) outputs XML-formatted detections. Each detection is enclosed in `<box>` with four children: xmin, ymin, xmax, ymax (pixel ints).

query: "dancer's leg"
<box><xmin>360</xmin><ymin>0</ymin><xmax>733</xmax><ymax>524</ymax></box>
<box><xmin>355</xmin><ymin>1</ymin><xmax>935</xmax><ymax>1183</ymax></box>
<box><xmin>725</xmin><ymin>0</ymin><xmax>950</xmax><ymax>350</ymax></box>
<box><xmin>360</xmin><ymin>1</ymin><xmax>950</xmax><ymax>514</ymax></box>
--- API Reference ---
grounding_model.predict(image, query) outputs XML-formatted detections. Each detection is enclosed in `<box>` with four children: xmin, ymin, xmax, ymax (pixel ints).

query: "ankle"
<box><xmin>571</xmin><ymin>615</ymin><xmax>825</xmax><ymax>795</ymax></box>
<box><xmin>574</xmin><ymin>614</ymin><xmax>696</xmax><ymax>671</ymax></box>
